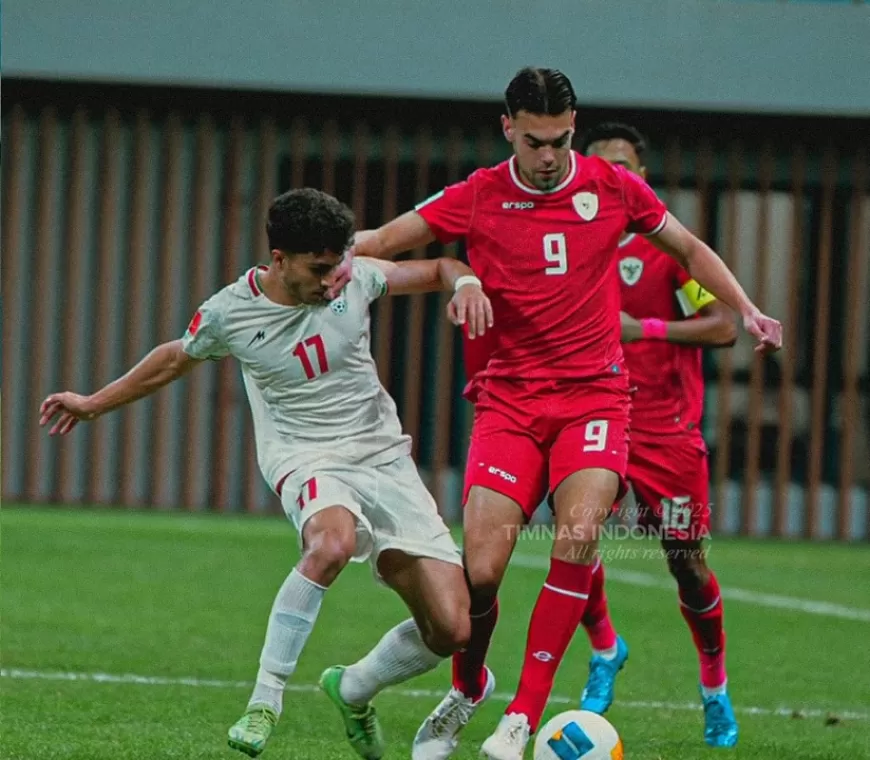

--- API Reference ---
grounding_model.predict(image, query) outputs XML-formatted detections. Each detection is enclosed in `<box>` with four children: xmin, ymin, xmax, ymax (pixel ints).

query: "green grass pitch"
<box><xmin>2</xmin><ymin>506</ymin><xmax>869</xmax><ymax>759</ymax></box>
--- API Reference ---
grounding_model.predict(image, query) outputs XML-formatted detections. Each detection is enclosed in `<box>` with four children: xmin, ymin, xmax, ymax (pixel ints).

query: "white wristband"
<box><xmin>454</xmin><ymin>275</ymin><xmax>482</xmax><ymax>292</ymax></box>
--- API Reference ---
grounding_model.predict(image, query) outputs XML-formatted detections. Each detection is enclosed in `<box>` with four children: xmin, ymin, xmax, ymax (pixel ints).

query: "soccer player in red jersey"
<box><xmin>574</xmin><ymin>122</ymin><xmax>740</xmax><ymax>747</ymax></box>
<box><xmin>347</xmin><ymin>68</ymin><xmax>781</xmax><ymax>760</ymax></box>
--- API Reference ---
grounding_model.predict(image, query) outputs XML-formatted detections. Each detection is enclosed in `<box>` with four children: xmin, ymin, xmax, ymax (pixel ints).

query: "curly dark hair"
<box><xmin>266</xmin><ymin>188</ymin><xmax>355</xmax><ymax>255</ymax></box>
<box><xmin>579</xmin><ymin>121</ymin><xmax>648</xmax><ymax>161</ymax></box>
<box><xmin>504</xmin><ymin>67</ymin><xmax>576</xmax><ymax>118</ymax></box>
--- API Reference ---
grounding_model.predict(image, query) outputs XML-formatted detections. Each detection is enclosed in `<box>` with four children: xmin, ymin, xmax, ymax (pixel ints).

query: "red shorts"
<box><xmin>628</xmin><ymin>432</ymin><xmax>711</xmax><ymax>541</ymax></box>
<box><xmin>464</xmin><ymin>376</ymin><xmax>631</xmax><ymax>519</ymax></box>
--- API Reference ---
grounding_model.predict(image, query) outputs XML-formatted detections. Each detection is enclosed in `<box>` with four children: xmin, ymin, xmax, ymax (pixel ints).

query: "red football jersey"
<box><xmin>617</xmin><ymin>234</ymin><xmax>705</xmax><ymax>436</ymax></box>
<box><xmin>417</xmin><ymin>151</ymin><xmax>667</xmax><ymax>382</ymax></box>
<box><xmin>462</xmin><ymin>324</ymin><xmax>496</xmax><ymax>382</ymax></box>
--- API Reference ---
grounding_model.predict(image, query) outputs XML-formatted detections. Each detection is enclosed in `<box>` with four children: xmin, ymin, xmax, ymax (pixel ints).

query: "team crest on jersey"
<box><xmin>572</xmin><ymin>192</ymin><xmax>598</xmax><ymax>221</ymax></box>
<box><xmin>619</xmin><ymin>256</ymin><xmax>644</xmax><ymax>286</ymax></box>
<box><xmin>329</xmin><ymin>294</ymin><xmax>348</xmax><ymax>315</ymax></box>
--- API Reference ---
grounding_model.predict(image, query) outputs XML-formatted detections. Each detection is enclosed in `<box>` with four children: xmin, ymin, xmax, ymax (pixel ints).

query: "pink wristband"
<box><xmin>640</xmin><ymin>318</ymin><xmax>668</xmax><ymax>340</ymax></box>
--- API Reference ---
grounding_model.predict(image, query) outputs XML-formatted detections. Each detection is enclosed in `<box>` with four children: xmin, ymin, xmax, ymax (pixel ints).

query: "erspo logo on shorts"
<box><xmin>488</xmin><ymin>466</ymin><xmax>518</xmax><ymax>483</ymax></box>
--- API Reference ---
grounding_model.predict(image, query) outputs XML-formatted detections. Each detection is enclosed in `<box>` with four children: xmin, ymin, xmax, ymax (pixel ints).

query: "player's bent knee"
<box><xmin>421</xmin><ymin>605</ymin><xmax>472</xmax><ymax>656</ymax></box>
<box><xmin>665</xmin><ymin>543</ymin><xmax>710</xmax><ymax>589</ymax></box>
<box><xmin>464</xmin><ymin>555</ymin><xmax>508</xmax><ymax>600</ymax></box>
<box><xmin>299</xmin><ymin>522</ymin><xmax>356</xmax><ymax>585</ymax></box>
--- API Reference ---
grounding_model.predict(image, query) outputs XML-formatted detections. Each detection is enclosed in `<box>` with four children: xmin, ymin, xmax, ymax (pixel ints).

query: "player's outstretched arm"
<box><xmin>649</xmin><ymin>212</ymin><xmax>782</xmax><ymax>354</ymax></box>
<box><xmin>39</xmin><ymin>339</ymin><xmax>202</xmax><ymax>436</ymax></box>
<box><xmin>354</xmin><ymin>212</ymin><xmax>436</xmax><ymax>260</ymax></box>
<box><xmin>364</xmin><ymin>257</ymin><xmax>493</xmax><ymax>338</ymax></box>
<box><xmin>620</xmin><ymin>302</ymin><xmax>737</xmax><ymax>347</ymax></box>
<box><xmin>325</xmin><ymin>213</ymin><xmax>436</xmax><ymax>300</ymax></box>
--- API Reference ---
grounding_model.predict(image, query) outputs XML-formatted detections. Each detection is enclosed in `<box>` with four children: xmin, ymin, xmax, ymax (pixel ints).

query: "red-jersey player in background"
<box><xmin>345</xmin><ymin>68</ymin><xmax>780</xmax><ymax>760</ymax></box>
<box><xmin>575</xmin><ymin>122</ymin><xmax>740</xmax><ymax>747</ymax></box>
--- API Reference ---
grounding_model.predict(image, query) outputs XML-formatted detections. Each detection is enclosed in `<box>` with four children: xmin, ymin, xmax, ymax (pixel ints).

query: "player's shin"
<box><xmin>581</xmin><ymin>556</ymin><xmax>618</xmax><ymax>656</ymax></box>
<box><xmin>506</xmin><ymin>474</ymin><xmax>614</xmax><ymax>730</ymax></box>
<box><xmin>339</xmin><ymin>618</ymin><xmax>444</xmax><ymax>705</ymax></box>
<box><xmin>247</xmin><ymin>567</ymin><xmax>327</xmax><ymax>714</ymax></box>
<box><xmin>452</xmin><ymin>583</ymin><xmax>499</xmax><ymax>701</ymax></box>
<box><xmin>678</xmin><ymin>571</ymin><xmax>727</xmax><ymax>691</ymax></box>
<box><xmin>666</xmin><ymin>544</ymin><xmax>727</xmax><ymax>691</ymax></box>
<box><xmin>506</xmin><ymin>555</ymin><xmax>595</xmax><ymax>730</ymax></box>
<box><xmin>455</xmin><ymin>486</ymin><xmax>522</xmax><ymax>701</ymax></box>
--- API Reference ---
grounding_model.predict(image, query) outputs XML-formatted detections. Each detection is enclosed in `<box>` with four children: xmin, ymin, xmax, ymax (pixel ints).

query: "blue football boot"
<box><xmin>701</xmin><ymin>687</ymin><xmax>739</xmax><ymax>747</ymax></box>
<box><xmin>579</xmin><ymin>635</ymin><xmax>629</xmax><ymax>714</ymax></box>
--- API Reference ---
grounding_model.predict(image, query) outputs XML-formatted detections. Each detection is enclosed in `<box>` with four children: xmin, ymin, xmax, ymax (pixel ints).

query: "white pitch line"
<box><xmin>510</xmin><ymin>554</ymin><xmax>870</xmax><ymax>623</ymax></box>
<box><xmin>2</xmin><ymin>668</ymin><xmax>867</xmax><ymax>721</ymax></box>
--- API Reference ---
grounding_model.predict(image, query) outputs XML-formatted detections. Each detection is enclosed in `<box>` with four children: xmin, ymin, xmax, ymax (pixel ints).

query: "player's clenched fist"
<box><xmin>39</xmin><ymin>392</ymin><xmax>98</xmax><ymax>436</ymax></box>
<box><xmin>743</xmin><ymin>310</ymin><xmax>783</xmax><ymax>354</ymax></box>
<box><xmin>448</xmin><ymin>279</ymin><xmax>493</xmax><ymax>339</ymax></box>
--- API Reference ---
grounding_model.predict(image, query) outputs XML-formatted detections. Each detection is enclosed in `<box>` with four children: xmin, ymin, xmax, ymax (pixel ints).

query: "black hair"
<box><xmin>266</xmin><ymin>188</ymin><xmax>355</xmax><ymax>255</ymax></box>
<box><xmin>579</xmin><ymin>121</ymin><xmax>648</xmax><ymax>161</ymax></box>
<box><xmin>504</xmin><ymin>67</ymin><xmax>577</xmax><ymax>118</ymax></box>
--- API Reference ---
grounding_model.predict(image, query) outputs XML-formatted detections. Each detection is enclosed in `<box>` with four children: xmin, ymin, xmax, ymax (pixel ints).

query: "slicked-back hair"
<box><xmin>579</xmin><ymin>121</ymin><xmax>648</xmax><ymax>162</ymax></box>
<box><xmin>266</xmin><ymin>188</ymin><xmax>355</xmax><ymax>255</ymax></box>
<box><xmin>504</xmin><ymin>67</ymin><xmax>577</xmax><ymax>118</ymax></box>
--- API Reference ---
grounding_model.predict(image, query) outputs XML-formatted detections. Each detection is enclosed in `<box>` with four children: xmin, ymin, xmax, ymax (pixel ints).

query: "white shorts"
<box><xmin>279</xmin><ymin>455</ymin><xmax>462</xmax><ymax>578</ymax></box>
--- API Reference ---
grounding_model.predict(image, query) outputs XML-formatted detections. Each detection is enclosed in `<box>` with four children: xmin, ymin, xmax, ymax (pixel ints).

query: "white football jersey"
<box><xmin>181</xmin><ymin>259</ymin><xmax>411</xmax><ymax>491</ymax></box>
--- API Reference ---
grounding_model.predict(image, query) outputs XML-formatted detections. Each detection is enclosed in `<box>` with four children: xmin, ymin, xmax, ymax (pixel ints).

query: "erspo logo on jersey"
<box><xmin>502</xmin><ymin>201</ymin><xmax>535</xmax><ymax>210</ymax></box>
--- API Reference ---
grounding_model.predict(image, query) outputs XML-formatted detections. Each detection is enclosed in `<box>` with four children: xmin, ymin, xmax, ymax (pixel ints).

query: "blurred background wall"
<box><xmin>3</xmin><ymin>0</ymin><xmax>869</xmax><ymax>539</ymax></box>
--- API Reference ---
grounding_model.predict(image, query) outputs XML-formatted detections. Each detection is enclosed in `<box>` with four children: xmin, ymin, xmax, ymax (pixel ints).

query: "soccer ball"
<box><xmin>534</xmin><ymin>710</ymin><xmax>623</xmax><ymax>760</ymax></box>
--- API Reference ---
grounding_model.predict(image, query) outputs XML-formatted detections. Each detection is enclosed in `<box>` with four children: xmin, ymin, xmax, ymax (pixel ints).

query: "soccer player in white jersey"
<box><xmin>39</xmin><ymin>188</ymin><xmax>494</xmax><ymax>760</ymax></box>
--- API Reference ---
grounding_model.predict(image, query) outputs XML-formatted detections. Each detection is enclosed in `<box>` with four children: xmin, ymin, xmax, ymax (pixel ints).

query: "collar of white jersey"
<box><xmin>508</xmin><ymin>151</ymin><xmax>577</xmax><ymax>196</ymax></box>
<box><xmin>247</xmin><ymin>265</ymin><xmax>269</xmax><ymax>297</ymax></box>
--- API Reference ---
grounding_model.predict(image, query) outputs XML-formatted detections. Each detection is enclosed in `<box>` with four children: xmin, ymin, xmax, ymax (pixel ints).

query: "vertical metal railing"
<box><xmin>837</xmin><ymin>151</ymin><xmax>869</xmax><ymax>539</ymax></box>
<box><xmin>431</xmin><ymin>128</ymin><xmax>464</xmax><ymax>506</ymax></box>
<box><xmin>25</xmin><ymin>107</ymin><xmax>60</xmax><ymax>503</ymax></box>
<box><xmin>806</xmin><ymin>147</ymin><xmax>838</xmax><ymax>538</ymax></box>
<box><xmin>401</xmin><ymin>128</ymin><xmax>434</xmax><ymax>461</ymax></box>
<box><xmin>742</xmin><ymin>143</ymin><xmax>774</xmax><ymax>536</ymax></box>
<box><xmin>774</xmin><ymin>146</ymin><xmax>807</xmax><ymax>535</ymax></box>
<box><xmin>2</xmin><ymin>106</ymin><xmax>27</xmax><ymax>498</ymax></box>
<box><xmin>713</xmin><ymin>143</ymin><xmax>742</xmax><ymax>533</ymax></box>
<box><xmin>118</xmin><ymin>111</ymin><xmax>153</xmax><ymax>507</ymax></box>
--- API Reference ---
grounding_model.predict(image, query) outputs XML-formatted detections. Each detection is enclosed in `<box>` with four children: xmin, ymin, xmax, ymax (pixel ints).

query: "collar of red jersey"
<box><xmin>508</xmin><ymin>151</ymin><xmax>578</xmax><ymax>196</ymax></box>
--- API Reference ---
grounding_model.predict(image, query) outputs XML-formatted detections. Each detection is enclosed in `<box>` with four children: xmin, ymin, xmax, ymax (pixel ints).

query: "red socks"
<box><xmin>506</xmin><ymin>558</ymin><xmax>593</xmax><ymax>731</ymax></box>
<box><xmin>679</xmin><ymin>573</ymin><xmax>727</xmax><ymax>688</ymax></box>
<box><xmin>581</xmin><ymin>558</ymin><xmax>618</xmax><ymax>651</ymax></box>
<box><xmin>452</xmin><ymin>596</ymin><xmax>498</xmax><ymax>701</ymax></box>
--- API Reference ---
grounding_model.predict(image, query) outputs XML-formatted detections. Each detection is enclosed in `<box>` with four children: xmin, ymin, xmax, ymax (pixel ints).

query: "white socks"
<box><xmin>248</xmin><ymin>568</ymin><xmax>326</xmax><ymax>714</ymax></box>
<box><xmin>246</xmin><ymin>576</ymin><xmax>444</xmax><ymax>714</ymax></box>
<box><xmin>339</xmin><ymin>618</ymin><xmax>444</xmax><ymax>706</ymax></box>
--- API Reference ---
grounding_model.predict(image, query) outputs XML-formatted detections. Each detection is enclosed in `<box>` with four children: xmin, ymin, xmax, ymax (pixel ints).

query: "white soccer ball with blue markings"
<box><xmin>534</xmin><ymin>710</ymin><xmax>623</xmax><ymax>760</ymax></box>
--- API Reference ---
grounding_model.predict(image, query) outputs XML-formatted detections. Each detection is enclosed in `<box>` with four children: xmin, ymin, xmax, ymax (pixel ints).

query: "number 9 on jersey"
<box><xmin>543</xmin><ymin>233</ymin><xmax>568</xmax><ymax>275</ymax></box>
